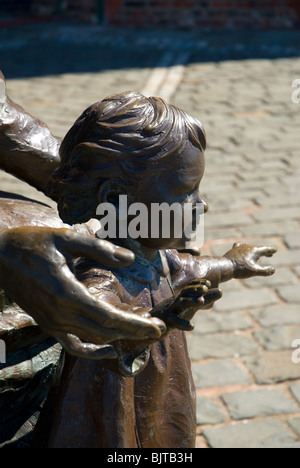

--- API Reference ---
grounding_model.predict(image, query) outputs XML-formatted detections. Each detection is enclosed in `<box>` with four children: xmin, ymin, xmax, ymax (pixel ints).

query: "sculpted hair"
<box><xmin>48</xmin><ymin>91</ymin><xmax>206</xmax><ymax>225</ymax></box>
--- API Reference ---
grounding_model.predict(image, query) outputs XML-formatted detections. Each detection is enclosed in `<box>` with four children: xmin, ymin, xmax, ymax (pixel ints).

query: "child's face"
<box><xmin>132</xmin><ymin>141</ymin><xmax>207</xmax><ymax>250</ymax></box>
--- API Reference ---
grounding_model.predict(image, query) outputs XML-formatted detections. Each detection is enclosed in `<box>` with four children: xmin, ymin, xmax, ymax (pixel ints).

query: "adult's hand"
<box><xmin>0</xmin><ymin>227</ymin><xmax>164</xmax><ymax>360</ymax></box>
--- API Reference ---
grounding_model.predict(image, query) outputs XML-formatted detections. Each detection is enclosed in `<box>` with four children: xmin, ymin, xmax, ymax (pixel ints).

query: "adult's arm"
<box><xmin>0</xmin><ymin>71</ymin><xmax>61</xmax><ymax>197</ymax></box>
<box><xmin>0</xmin><ymin>198</ymin><xmax>164</xmax><ymax>360</ymax></box>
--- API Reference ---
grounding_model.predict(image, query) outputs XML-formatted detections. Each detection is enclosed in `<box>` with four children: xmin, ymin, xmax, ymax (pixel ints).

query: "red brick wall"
<box><xmin>104</xmin><ymin>0</ymin><xmax>300</xmax><ymax>28</ymax></box>
<box><xmin>4</xmin><ymin>0</ymin><xmax>300</xmax><ymax>28</ymax></box>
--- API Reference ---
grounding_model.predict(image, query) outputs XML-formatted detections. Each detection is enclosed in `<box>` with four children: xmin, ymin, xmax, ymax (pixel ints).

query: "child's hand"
<box><xmin>224</xmin><ymin>243</ymin><xmax>277</xmax><ymax>280</ymax></box>
<box><xmin>152</xmin><ymin>279</ymin><xmax>222</xmax><ymax>332</ymax></box>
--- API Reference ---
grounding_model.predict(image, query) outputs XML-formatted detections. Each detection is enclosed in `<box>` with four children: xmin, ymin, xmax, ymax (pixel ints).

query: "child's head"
<box><xmin>48</xmin><ymin>91</ymin><xmax>207</xmax><ymax>249</ymax></box>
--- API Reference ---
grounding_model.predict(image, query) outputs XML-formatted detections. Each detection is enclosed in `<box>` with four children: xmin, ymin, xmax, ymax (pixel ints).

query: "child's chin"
<box><xmin>140</xmin><ymin>238</ymin><xmax>187</xmax><ymax>250</ymax></box>
<box><xmin>160</xmin><ymin>238</ymin><xmax>188</xmax><ymax>250</ymax></box>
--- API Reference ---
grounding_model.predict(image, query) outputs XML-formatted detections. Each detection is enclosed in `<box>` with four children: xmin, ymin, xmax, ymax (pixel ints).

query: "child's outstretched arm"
<box><xmin>199</xmin><ymin>243</ymin><xmax>277</xmax><ymax>286</ymax></box>
<box><xmin>172</xmin><ymin>243</ymin><xmax>276</xmax><ymax>290</ymax></box>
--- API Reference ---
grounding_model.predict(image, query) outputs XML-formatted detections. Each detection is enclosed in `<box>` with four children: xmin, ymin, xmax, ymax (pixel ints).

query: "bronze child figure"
<box><xmin>41</xmin><ymin>92</ymin><xmax>276</xmax><ymax>448</ymax></box>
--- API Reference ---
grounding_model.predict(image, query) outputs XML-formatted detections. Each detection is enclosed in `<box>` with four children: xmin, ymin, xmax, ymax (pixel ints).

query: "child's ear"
<box><xmin>98</xmin><ymin>181</ymin><xmax>122</xmax><ymax>206</ymax></box>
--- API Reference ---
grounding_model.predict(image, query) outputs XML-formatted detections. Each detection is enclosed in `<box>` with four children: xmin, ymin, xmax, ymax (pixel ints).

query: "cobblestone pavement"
<box><xmin>1</xmin><ymin>23</ymin><xmax>300</xmax><ymax>448</ymax></box>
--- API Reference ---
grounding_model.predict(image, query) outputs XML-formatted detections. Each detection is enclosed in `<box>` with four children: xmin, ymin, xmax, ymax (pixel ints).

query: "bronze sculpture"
<box><xmin>0</xmin><ymin>72</ymin><xmax>276</xmax><ymax>448</ymax></box>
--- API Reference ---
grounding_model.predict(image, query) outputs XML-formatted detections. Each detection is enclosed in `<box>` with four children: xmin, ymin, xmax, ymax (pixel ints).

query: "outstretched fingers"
<box><xmin>255</xmin><ymin>246</ymin><xmax>277</xmax><ymax>259</ymax></box>
<box><xmin>253</xmin><ymin>246</ymin><xmax>277</xmax><ymax>276</ymax></box>
<box><xmin>256</xmin><ymin>265</ymin><xmax>276</xmax><ymax>277</ymax></box>
<box><xmin>54</xmin><ymin>229</ymin><xmax>135</xmax><ymax>267</ymax></box>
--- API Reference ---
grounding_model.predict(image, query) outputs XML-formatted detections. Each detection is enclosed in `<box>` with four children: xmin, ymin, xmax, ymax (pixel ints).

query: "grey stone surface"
<box><xmin>187</xmin><ymin>333</ymin><xmax>259</xmax><ymax>360</ymax></box>
<box><xmin>203</xmin><ymin>420</ymin><xmax>300</xmax><ymax>448</ymax></box>
<box><xmin>222</xmin><ymin>389</ymin><xmax>299</xmax><ymax>420</ymax></box>
<box><xmin>214</xmin><ymin>288</ymin><xmax>278</xmax><ymax>312</ymax></box>
<box><xmin>253</xmin><ymin>304</ymin><xmax>300</xmax><ymax>327</ymax></box>
<box><xmin>246</xmin><ymin>351</ymin><xmax>300</xmax><ymax>384</ymax></box>
<box><xmin>294</xmin><ymin>266</ymin><xmax>300</xmax><ymax>277</ymax></box>
<box><xmin>254</xmin><ymin>326</ymin><xmax>300</xmax><ymax>351</ymax></box>
<box><xmin>243</xmin><ymin>268</ymin><xmax>298</xmax><ymax>289</ymax></box>
<box><xmin>196</xmin><ymin>396</ymin><xmax>227</xmax><ymax>425</ymax></box>
<box><xmin>290</xmin><ymin>382</ymin><xmax>300</xmax><ymax>404</ymax></box>
<box><xmin>192</xmin><ymin>311</ymin><xmax>253</xmax><ymax>335</ymax></box>
<box><xmin>205</xmin><ymin>212</ymin><xmax>253</xmax><ymax>228</ymax></box>
<box><xmin>289</xmin><ymin>418</ymin><xmax>300</xmax><ymax>438</ymax></box>
<box><xmin>252</xmin><ymin>207</ymin><xmax>300</xmax><ymax>223</ymax></box>
<box><xmin>240</xmin><ymin>221</ymin><xmax>300</xmax><ymax>238</ymax></box>
<box><xmin>272</xmin><ymin>250</ymin><xmax>300</xmax><ymax>267</ymax></box>
<box><xmin>285</xmin><ymin>234</ymin><xmax>300</xmax><ymax>250</ymax></box>
<box><xmin>192</xmin><ymin>360</ymin><xmax>252</xmax><ymax>388</ymax></box>
<box><xmin>277</xmin><ymin>285</ymin><xmax>300</xmax><ymax>303</ymax></box>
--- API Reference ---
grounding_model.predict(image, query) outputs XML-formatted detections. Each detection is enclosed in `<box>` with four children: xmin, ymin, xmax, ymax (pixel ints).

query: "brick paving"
<box><xmin>1</xmin><ymin>23</ymin><xmax>300</xmax><ymax>448</ymax></box>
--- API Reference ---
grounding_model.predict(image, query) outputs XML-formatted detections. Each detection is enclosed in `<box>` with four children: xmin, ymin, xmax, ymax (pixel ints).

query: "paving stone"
<box><xmin>245</xmin><ymin>351</ymin><xmax>300</xmax><ymax>384</ymax></box>
<box><xmin>204</xmin><ymin>227</ymin><xmax>241</xmax><ymax>242</ymax></box>
<box><xmin>272</xmin><ymin>249</ymin><xmax>300</xmax><ymax>267</ymax></box>
<box><xmin>277</xmin><ymin>285</ymin><xmax>300</xmax><ymax>303</ymax></box>
<box><xmin>192</xmin><ymin>311</ymin><xmax>253</xmax><ymax>335</ymax></box>
<box><xmin>205</xmin><ymin>212</ymin><xmax>253</xmax><ymax>228</ymax></box>
<box><xmin>214</xmin><ymin>288</ymin><xmax>278</xmax><ymax>312</ymax></box>
<box><xmin>187</xmin><ymin>333</ymin><xmax>259</xmax><ymax>360</ymax></box>
<box><xmin>285</xmin><ymin>233</ymin><xmax>300</xmax><ymax>250</ymax></box>
<box><xmin>192</xmin><ymin>360</ymin><xmax>252</xmax><ymax>389</ymax></box>
<box><xmin>254</xmin><ymin>194</ymin><xmax>300</xmax><ymax>208</ymax></box>
<box><xmin>243</xmin><ymin>268</ymin><xmax>299</xmax><ymax>288</ymax></box>
<box><xmin>203</xmin><ymin>420</ymin><xmax>300</xmax><ymax>448</ymax></box>
<box><xmin>253</xmin><ymin>304</ymin><xmax>300</xmax><ymax>327</ymax></box>
<box><xmin>288</xmin><ymin>418</ymin><xmax>300</xmax><ymax>438</ymax></box>
<box><xmin>294</xmin><ymin>266</ymin><xmax>300</xmax><ymax>277</ymax></box>
<box><xmin>254</xmin><ymin>326</ymin><xmax>300</xmax><ymax>351</ymax></box>
<box><xmin>290</xmin><ymin>382</ymin><xmax>300</xmax><ymax>404</ymax></box>
<box><xmin>240</xmin><ymin>221</ymin><xmax>299</xmax><ymax>237</ymax></box>
<box><xmin>196</xmin><ymin>396</ymin><xmax>227</xmax><ymax>425</ymax></box>
<box><xmin>252</xmin><ymin>207</ymin><xmax>300</xmax><ymax>223</ymax></box>
<box><xmin>222</xmin><ymin>389</ymin><xmax>299</xmax><ymax>420</ymax></box>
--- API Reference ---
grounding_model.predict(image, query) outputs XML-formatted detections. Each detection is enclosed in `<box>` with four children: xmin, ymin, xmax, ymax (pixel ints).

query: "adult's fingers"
<box><xmin>54</xmin><ymin>229</ymin><xmax>135</xmax><ymax>267</ymax></box>
<box><xmin>51</xmin><ymin>272</ymin><xmax>165</xmax><ymax>341</ymax></box>
<box><xmin>55</xmin><ymin>332</ymin><xmax>118</xmax><ymax>360</ymax></box>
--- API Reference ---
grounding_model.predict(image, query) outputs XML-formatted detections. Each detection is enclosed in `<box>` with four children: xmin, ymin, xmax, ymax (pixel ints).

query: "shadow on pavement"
<box><xmin>1</xmin><ymin>22</ymin><xmax>300</xmax><ymax>79</ymax></box>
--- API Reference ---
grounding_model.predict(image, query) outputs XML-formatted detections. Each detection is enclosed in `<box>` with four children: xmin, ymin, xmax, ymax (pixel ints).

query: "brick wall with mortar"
<box><xmin>104</xmin><ymin>0</ymin><xmax>300</xmax><ymax>28</ymax></box>
<box><xmin>2</xmin><ymin>0</ymin><xmax>300</xmax><ymax>28</ymax></box>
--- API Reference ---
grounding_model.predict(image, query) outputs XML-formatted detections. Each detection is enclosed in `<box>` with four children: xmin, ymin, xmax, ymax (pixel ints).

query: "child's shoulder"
<box><xmin>164</xmin><ymin>249</ymin><xmax>197</xmax><ymax>272</ymax></box>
